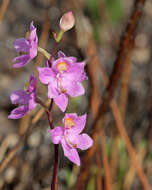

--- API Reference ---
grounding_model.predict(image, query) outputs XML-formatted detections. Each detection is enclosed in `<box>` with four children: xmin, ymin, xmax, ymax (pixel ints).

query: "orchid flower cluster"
<box><xmin>8</xmin><ymin>12</ymin><xmax>93</xmax><ymax>166</ymax></box>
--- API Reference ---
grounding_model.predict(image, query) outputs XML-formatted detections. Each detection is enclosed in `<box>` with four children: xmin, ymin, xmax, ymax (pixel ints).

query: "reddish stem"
<box><xmin>51</xmin><ymin>144</ymin><xmax>59</xmax><ymax>190</ymax></box>
<box><xmin>48</xmin><ymin>42</ymin><xmax>59</xmax><ymax>67</ymax></box>
<box><xmin>46</xmin><ymin>102</ymin><xmax>59</xmax><ymax>190</ymax></box>
<box><xmin>47</xmin><ymin>41</ymin><xmax>59</xmax><ymax>190</ymax></box>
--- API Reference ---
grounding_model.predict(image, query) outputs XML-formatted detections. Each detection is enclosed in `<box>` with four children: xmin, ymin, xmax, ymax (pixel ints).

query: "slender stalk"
<box><xmin>48</xmin><ymin>28</ymin><xmax>64</xmax><ymax>189</ymax></box>
<box><xmin>0</xmin><ymin>0</ymin><xmax>10</xmax><ymax>21</ymax></box>
<box><xmin>37</xmin><ymin>46</ymin><xmax>50</xmax><ymax>60</ymax></box>
<box><xmin>36</xmin><ymin>97</ymin><xmax>49</xmax><ymax>111</ymax></box>
<box><xmin>51</xmin><ymin>144</ymin><xmax>59</xmax><ymax>190</ymax></box>
<box><xmin>96</xmin><ymin>144</ymin><xmax>103</xmax><ymax>190</ymax></box>
<box><xmin>55</xmin><ymin>29</ymin><xmax>64</xmax><ymax>43</ymax></box>
<box><xmin>46</xmin><ymin>100</ymin><xmax>53</xmax><ymax>130</ymax></box>
<box><xmin>47</xmin><ymin>100</ymin><xmax>59</xmax><ymax>190</ymax></box>
<box><xmin>46</xmin><ymin>102</ymin><xmax>59</xmax><ymax>190</ymax></box>
<box><xmin>100</xmin><ymin>128</ymin><xmax>112</xmax><ymax>190</ymax></box>
<box><xmin>47</xmin><ymin>42</ymin><xmax>59</xmax><ymax>67</ymax></box>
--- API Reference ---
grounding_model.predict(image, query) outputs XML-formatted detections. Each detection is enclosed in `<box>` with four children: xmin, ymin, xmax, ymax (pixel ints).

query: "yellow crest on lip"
<box><xmin>57</xmin><ymin>61</ymin><xmax>68</xmax><ymax>72</ymax></box>
<box><xmin>65</xmin><ymin>118</ymin><xmax>75</xmax><ymax>129</ymax></box>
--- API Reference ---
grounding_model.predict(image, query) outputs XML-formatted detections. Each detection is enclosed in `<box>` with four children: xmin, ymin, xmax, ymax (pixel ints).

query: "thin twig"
<box><xmin>123</xmin><ymin>146</ymin><xmax>146</xmax><ymax>190</ymax></box>
<box><xmin>19</xmin><ymin>114</ymin><xmax>31</xmax><ymax>136</ymax></box>
<box><xmin>87</xmin><ymin>37</ymin><xmax>101</xmax><ymax>118</ymax></box>
<box><xmin>100</xmin><ymin>128</ymin><xmax>112</xmax><ymax>190</ymax></box>
<box><xmin>110</xmin><ymin>53</ymin><xmax>131</xmax><ymax>183</ymax></box>
<box><xmin>96</xmin><ymin>145</ymin><xmax>103</xmax><ymax>190</ymax></box>
<box><xmin>110</xmin><ymin>133</ymin><xmax>119</xmax><ymax>185</ymax></box>
<box><xmin>36</xmin><ymin>96</ymin><xmax>49</xmax><ymax>111</ymax></box>
<box><xmin>119</xmin><ymin>54</ymin><xmax>131</xmax><ymax>118</ymax></box>
<box><xmin>0</xmin><ymin>0</ymin><xmax>10</xmax><ymax>21</ymax></box>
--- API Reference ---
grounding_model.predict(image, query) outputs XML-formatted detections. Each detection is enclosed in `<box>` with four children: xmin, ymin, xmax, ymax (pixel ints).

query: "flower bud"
<box><xmin>59</xmin><ymin>11</ymin><xmax>75</xmax><ymax>32</ymax></box>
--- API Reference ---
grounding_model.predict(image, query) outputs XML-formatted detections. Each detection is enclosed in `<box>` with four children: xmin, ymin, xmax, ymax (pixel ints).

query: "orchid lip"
<box><xmin>65</xmin><ymin>134</ymin><xmax>77</xmax><ymax>148</ymax></box>
<box><xmin>65</xmin><ymin>117</ymin><xmax>75</xmax><ymax>129</ymax></box>
<box><xmin>57</xmin><ymin>74</ymin><xmax>67</xmax><ymax>93</ymax></box>
<box><xmin>57</xmin><ymin>61</ymin><xmax>68</xmax><ymax>72</ymax></box>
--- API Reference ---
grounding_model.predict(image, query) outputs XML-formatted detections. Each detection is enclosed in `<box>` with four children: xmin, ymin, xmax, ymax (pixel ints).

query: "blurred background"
<box><xmin>0</xmin><ymin>0</ymin><xmax>152</xmax><ymax>189</ymax></box>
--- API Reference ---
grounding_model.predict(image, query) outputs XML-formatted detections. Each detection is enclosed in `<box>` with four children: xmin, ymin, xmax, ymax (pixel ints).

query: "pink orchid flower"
<box><xmin>38</xmin><ymin>51</ymin><xmax>87</xmax><ymax>112</ymax></box>
<box><xmin>49</xmin><ymin>113</ymin><xmax>93</xmax><ymax>166</ymax></box>
<box><xmin>13</xmin><ymin>21</ymin><xmax>38</xmax><ymax>68</ymax></box>
<box><xmin>8</xmin><ymin>75</ymin><xmax>37</xmax><ymax>119</ymax></box>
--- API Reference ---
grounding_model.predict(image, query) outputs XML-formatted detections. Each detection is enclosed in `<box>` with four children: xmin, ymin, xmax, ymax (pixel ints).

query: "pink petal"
<box><xmin>51</xmin><ymin>58</ymin><xmax>67</xmax><ymax>72</ymax></box>
<box><xmin>13</xmin><ymin>55</ymin><xmax>30</xmax><ymax>68</ymax></box>
<box><xmin>28</xmin><ymin>92</ymin><xmax>37</xmax><ymax>110</ymax></box>
<box><xmin>66</xmin><ymin>132</ymin><xmax>93</xmax><ymax>150</ymax></box>
<box><xmin>66</xmin><ymin>82</ymin><xmax>85</xmax><ymax>97</ymax></box>
<box><xmin>48</xmin><ymin>81</ymin><xmax>59</xmax><ymax>98</ymax></box>
<box><xmin>30</xmin><ymin>21</ymin><xmax>35</xmax><ymax>31</ymax></box>
<box><xmin>63</xmin><ymin>113</ymin><xmax>77</xmax><ymax>125</ymax></box>
<box><xmin>29</xmin><ymin>42</ymin><xmax>37</xmax><ymax>59</ymax></box>
<box><xmin>10</xmin><ymin>90</ymin><xmax>29</xmax><ymax>105</ymax></box>
<box><xmin>37</xmin><ymin>67</ymin><xmax>55</xmax><ymax>84</ymax></box>
<box><xmin>68</xmin><ymin>56</ymin><xmax>77</xmax><ymax>62</ymax></box>
<box><xmin>54</xmin><ymin>93</ymin><xmax>68</xmax><ymax>112</ymax></box>
<box><xmin>61</xmin><ymin>72</ymin><xmax>85</xmax><ymax>97</ymax></box>
<box><xmin>27</xmin><ymin>75</ymin><xmax>37</xmax><ymax>93</ymax></box>
<box><xmin>66</xmin><ymin>61</ymin><xmax>87</xmax><ymax>82</ymax></box>
<box><xmin>76</xmin><ymin>133</ymin><xmax>93</xmax><ymax>150</ymax></box>
<box><xmin>58</xmin><ymin>51</ymin><xmax>65</xmax><ymax>58</ymax></box>
<box><xmin>61</xmin><ymin>138</ymin><xmax>80</xmax><ymax>166</ymax></box>
<box><xmin>13</xmin><ymin>38</ymin><xmax>30</xmax><ymax>52</ymax></box>
<box><xmin>49</xmin><ymin>126</ymin><xmax>64</xmax><ymax>144</ymax></box>
<box><xmin>71</xmin><ymin>114</ymin><xmax>87</xmax><ymax>134</ymax></box>
<box><xmin>29</xmin><ymin>22</ymin><xmax>38</xmax><ymax>43</ymax></box>
<box><xmin>29</xmin><ymin>22</ymin><xmax>38</xmax><ymax>58</ymax></box>
<box><xmin>8</xmin><ymin>105</ymin><xmax>28</xmax><ymax>119</ymax></box>
<box><xmin>52</xmin><ymin>57</ymin><xmax>72</xmax><ymax>72</ymax></box>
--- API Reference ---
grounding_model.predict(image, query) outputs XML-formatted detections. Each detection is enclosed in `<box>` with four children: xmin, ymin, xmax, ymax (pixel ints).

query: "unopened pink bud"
<box><xmin>59</xmin><ymin>11</ymin><xmax>75</xmax><ymax>32</ymax></box>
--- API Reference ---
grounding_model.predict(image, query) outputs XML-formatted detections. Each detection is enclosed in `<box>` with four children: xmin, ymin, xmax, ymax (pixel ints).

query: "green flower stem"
<box><xmin>55</xmin><ymin>29</ymin><xmax>64</xmax><ymax>43</ymax></box>
<box><xmin>37</xmin><ymin>47</ymin><xmax>50</xmax><ymax>60</ymax></box>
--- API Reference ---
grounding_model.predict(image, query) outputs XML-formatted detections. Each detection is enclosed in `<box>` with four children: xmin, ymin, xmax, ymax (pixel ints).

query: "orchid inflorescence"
<box><xmin>8</xmin><ymin>12</ymin><xmax>93</xmax><ymax>166</ymax></box>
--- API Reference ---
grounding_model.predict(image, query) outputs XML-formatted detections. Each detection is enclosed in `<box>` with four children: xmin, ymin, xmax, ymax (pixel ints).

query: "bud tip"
<box><xmin>59</xmin><ymin>11</ymin><xmax>75</xmax><ymax>32</ymax></box>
